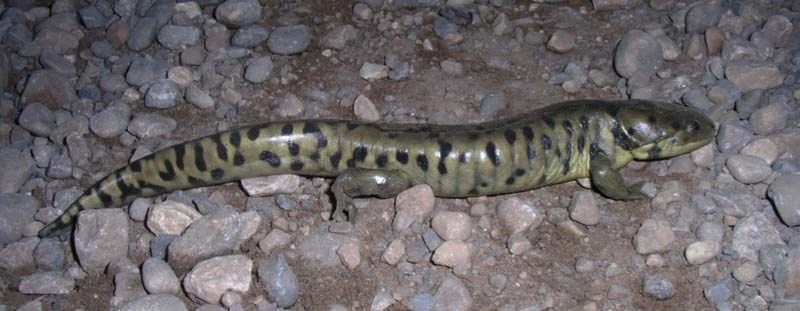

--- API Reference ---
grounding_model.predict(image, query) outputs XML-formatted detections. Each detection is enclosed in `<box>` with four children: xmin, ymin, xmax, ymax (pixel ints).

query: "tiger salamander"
<box><xmin>39</xmin><ymin>99</ymin><xmax>715</xmax><ymax>238</ymax></box>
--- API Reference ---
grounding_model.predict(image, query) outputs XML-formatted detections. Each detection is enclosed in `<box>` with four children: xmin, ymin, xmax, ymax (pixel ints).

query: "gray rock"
<box><xmin>40</xmin><ymin>49</ymin><xmax>76</xmax><ymax>76</ymax></box>
<box><xmin>0</xmin><ymin>147</ymin><xmax>35</xmax><ymax>194</ymax></box>
<box><xmin>259</xmin><ymin>254</ymin><xmax>299</xmax><ymax>308</ymax></box>
<box><xmin>18</xmin><ymin>271</ymin><xmax>75</xmax><ymax>294</ymax></box>
<box><xmin>681</xmin><ymin>88</ymin><xmax>714</xmax><ymax>111</ymax></box>
<box><xmin>433</xmin><ymin>17</ymin><xmax>459</xmax><ymax>40</ymax></box>
<box><xmin>33</xmin><ymin>28</ymin><xmax>79</xmax><ymax>54</ymax></box>
<box><xmin>707</xmin><ymin>79</ymin><xmax>740</xmax><ymax>110</ymax></box>
<box><xmin>127</xmin><ymin>17</ymin><xmax>158</xmax><ymax>51</ymax></box>
<box><xmin>685</xmin><ymin>2</ymin><xmax>722</xmax><ymax>33</ymax></box>
<box><xmin>115</xmin><ymin>294</ymin><xmax>188</xmax><ymax>311</ymax></box>
<box><xmin>66</xmin><ymin>132</ymin><xmax>90</xmax><ymax>167</ymax></box>
<box><xmin>759</xmin><ymin>244</ymin><xmax>789</xmax><ymax>277</ymax></box>
<box><xmin>433</xmin><ymin>275</ymin><xmax>473</xmax><ymax>310</ymax></box>
<box><xmin>274</xmin><ymin>93</ymin><xmax>304</xmax><ymax>118</ymax></box>
<box><xmin>32</xmin><ymin>138</ymin><xmax>56</xmax><ymax>168</ymax></box>
<box><xmin>99</xmin><ymin>73</ymin><xmax>129</xmax><ymax>93</ymax></box>
<box><xmin>90</xmin><ymin>102</ymin><xmax>131</xmax><ymax>138</ymax></box>
<box><xmin>0</xmin><ymin>193</ymin><xmax>39</xmax><ymax>244</ymax></box>
<box><xmin>181</xmin><ymin>46</ymin><xmax>207</xmax><ymax>66</ymax></box>
<box><xmin>705</xmin><ymin>190</ymin><xmax>760</xmax><ymax>217</ymax></box>
<box><xmin>185</xmin><ymin>85</ymin><xmax>215</xmax><ymax>109</ymax></box>
<box><xmin>244</xmin><ymin>57</ymin><xmax>273</xmax><ymax>83</ymax></box>
<box><xmin>74</xmin><ymin>209</ymin><xmax>129</xmax><ymax>273</ymax></box>
<box><xmin>183</xmin><ymin>255</ymin><xmax>253</xmax><ymax>304</ymax></box>
<box><xmin>759</xmin><ymin>15</ymin><xmax>793</xmax><ymax>48</ymax></box>
<box><xmin>126</xmin><ymin>57</ymin><xmax>168</xmax><ymax>87</ymax></box>
<box><xmin>546</xmin><ymin>29</ymin><xmax>577</xmax><ymax>54</ymax></box>
<box><xmin>142</xmin><ymin>258</ymin><xmax>180</xmax><ymax>295</ymax></box>
<box><xmin>569</xmin><ymin>191</ymin><xmax>599</xmax><ymax>226</ymax></box>
<box><xmin>732</xmin><ymin>212</ymin><xmax>784</xmax><ymax>261</ymax></box>
<box><xmin>773</xmin><ymin>159</ymin><xmax>800</xmax><ymax>175</ymax></box>
<box><xmin>725</xmin><ymin>60</ymin><xmax>784</xmax><ymax>93</ymax></box>
<box><xmin>91</xmin><ymin>40</ymin><xmax>115</xmax><ymax>59</ymax></box>
<box><xmin>78</xmin><ymin>5</ymin><xmax>109</xmax><ymax>29</ymax></box>
<box><xmin>145</xmin><ymin>79</ymin><xmax>180</xmax><ymax>109</ymax></box>
<box><xmin>127</xmin><ymin>113</ymin><xmax>177</xmax><ymax>139</ymax></box>
<box><xmin>0</xmin><ymin>237</ymin><xmax>38</xmax><ymax>271</ymax></box>
<box><xmin>634</xmin><ymin>219</ymin><xmax>675</xmax><ymax>255</ymax></box>
<box><xmin>410</xmin><ymin>292</ymin><xmax>435</xmax><ymax>311</ymax></box>
<box><xmin>320</xmin><ymin>24</ymin><xmax>357</xmax><ymax>50</ymax></box>
<box><xmin>47</xmin><ymin>150</ymin><xmax>73</xmax><ymax>179</ymax></box>
<box><xmin>774</xmin><ymin>247</ymin><xmax>800</xmax><ymax>298</ymax></box>
<box><xmin>480</xmin><ymin>92</ymin><xmax>506</xmax><ymax>117</ymax></box>
<box><xmin>267</xmin><ymin>25</ymin><xmax>311</xmax><ymax>55</ymax></box>
<box><xmin>389</xmin><ymin>62</ymin><xmax>412</xmax><ymax>81</ymax></box>
<box><xmin>167</xmin><ymin>207</ymin><xmax>245</xmax><ymax>270</ymax></box>
<box><xmin>592</xmin><ymin>0</ymin><xmax>638</xmax><ymax>10</ymax></box>
<box><xmin>113</xmin><ymin>271</ymin><xmax>147</xmax><ymax>306</ymax></box>
<box><xmin>750</xmin><ymin>103</ymin><xmax>787</xmax><ymax>135</ymax></box>
<box><xmin>726</xmin><ymin>155</ymin><xmax>771</xmax><ymax>184</ymax></box>
<box><xmin>157</xmin><ymin>25</ymin><xmax>201</xmax><ymax>49</ymax></box>
<box><xmin>704</xmin><ymin>278</ymin><xmax>732</xmax><ymax>308</ymax></box>
<box><xmin>144</xmin><ymin>0</ymin><xmax>175</xmax><ymax>27</ymax></box>
<box><xmin>21</xmin><ymin>70</ymin><xmax>78</xmax><ymax>108</ymax></box>
<box><xmin>34</xmin><ymin>238</ymin><xmax>64</xmax><ymax>271</ymax></box>
<box><xmin>768</xmin><ymin>174</ymin><xmax>800</xmax><ymax>227</ymax></box>
<box><xmin>215</xmin><ymin>0</ymin><xmax>262</xmax><ymax>28</ymax></box>
<box><xmin>696</xmin><ymin>221</ymin><xmax>724</xmax><ymax>242</ymax></box>
<box><xmin>643</xmin><ymin>275</ymin><xmax>675</xmax><ymax>300</ymax></box>
<box><xmin>715</xmin><ymin>122</ymin><xmax>753</xmax><ymax>153</ymax></box>
<box><xmin>353</xmin><ymin>2</ymin><xmax>372</xmax><ymax>20</ymax></box>
<box><xmin>231</xmin><ymin>25</ymin><xmax>270</xmax><ymax>48</ymax></box>
<box><xmin>150</xmin><ymin>234</ymin><xmax>178</xmax><ymax>260</ymax></box>
<box><xmin>614</xmin><ymin>29</ymin><xmax>662</xmax><ymax>79</ymax></box>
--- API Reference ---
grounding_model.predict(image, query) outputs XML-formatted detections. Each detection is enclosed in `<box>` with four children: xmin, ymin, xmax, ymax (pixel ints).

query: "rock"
<box><xmin>740</xmin><ymin>138</ymin><xmax>780</xmax><ymax>165</ymax></box>
<box><xmin>115</xmin><ymin>294</ymin><xmax>188</xmax><ymax>311</ymax></box>
<box><xmin>393</xmin><ymin>184</ymin><xmax>435</xmax><ymax>232</ymax></box>
<box><xmin>33</xmin><ymin>28</ymin><xmax>79</xmax><ymax>54</ymax></box>
<box><xmin>215</xmin><ymin>0</ymin><xmax>262</xmax><ymax>28</ymax></box>
<box><xmin>759</xmin><ymin>15</ymin><xmax>793</xmax><ymax>48</ymax></box>
<box><xmin>274</xmin><ymin>93</ymin><xmax>304</xmax><ymax>118</ymax></box>
<box><xmin>433</xmin><ymin>275</ymin><xmax>473</xmax><ymax>311</ymax></box>
<box><xmin>685</xmin><ymin>240</ymin><xmax>721</xmax><ymax>265</ymax></box>
<box><xmin>643</xmin><ymin>275</ymin><xmax>675</xmax><ymax>300</ymax></box>
<box><xmin>353</xmin><ymin>94</ymin><xmax>380</xmax><ymax>122</ymax></box>
<box><xmin>634</xmin><ymin>219</ymin><xmax>675</xmax><ymax>255</ymax></box>
<box><xmin>732</xmin><ymin>212</ymin><xmax>784</xmax><ymax>261</ymax></box>
<box><xmin>359</xmin><ymin>62</ymin><xmax>389</xmax><ymax>80</ymax></box>
<box><xmin>433</xmin><ymin>17</ymin><xmax>460</xmax><ymax>42</ymax></box>
<box><xmin>127</xmin><ymin>17</ymin><xmax>158</xmax><ymax>51</ymax></box>
<box><xmin>244</xmin><ymin>57</ymin><xmax>273</xmax><ymax>83</ymax></box>
<box><xmin>0</xmin><ymin>193</ymin><xmax>39</xmax><ymax>244</ymax></box>
<box><xmin>127</xmin><ymin>113</ymin><xmax>177</xmax><ymax>138</ymax></box>
<box><xmin>704</xmin><ymin>278</ymin><xmax>733</xmax><ymax>308</ymax></box>
<box><xmin>774</xmin><ymin>248</ymin><xmax>800</xmax><ymax>298</ymax></box>
<box><xmin>18</xmin><ymin>271</ymin><xmax>75</xmax><ymax>294</ymax></box>
<box><xmin>353</xmin><ymin>2</ymin><xmax>373</xmax><ymax>20</ymax></box>
<box><xmin>157</xmin><ymin>25</ymin><xmax>201</xmax><ymax>49</ymax></box>
<box><xmin>431</xmin><ymin>211</ymin><xmax>472</xmax><ymax>241</ymax></box>
<box><xmin>750</xmin><ymin>103</ymin><xmax>787</xmax><ymax>135</ymax></box>
<box><xmin>336</xmin><ymin>239</ymin><xmax>361</xmax><ymax>270</ymax></box>
<box><xmin>432</xmin><ymin>240</ymin><xmax>471</xmax><ymax>268</ymax></box>
<box><xmin>183</xmin><ymin>255</ymin><xmax>252</xmax><ymax>304</ymax></box>
<box><xmin>480</xmin><ymin>92</ymin><xmax>506</xmax><ymax>116</ymax></box>
<box><xmin>74</xmin><ymin>209</ymin><xmax>129</xmax><ymax>273</ymax></box>
<box><xmin>34</xmin><ymin>237</ymin><xmax>65</xmax><ymax>271</ymax></box>
<box><xmin>0</xmin><ymin>237</ymin><xmax>39</xmax><ymax>271</ymax></box>
<box><xmin>725</xmin><ymin>61</ymin><xmax>784</xmax><ymax>93</ymax></box>
<box><xmin>142</xmin><ymin>258</ymin><xmax>180</xmax><ymax>295</ymax></box>
<box><xmin>569</xmin><ymin>191</ymin><xmax>599</xmax><ymax>225</ymax></box>
<box><xmin>725</xmin><ymin>155</ymin><xmax>772</xmax><ymax>184</ymax></box>
<box><xmin>440</xmin><ymin>60</ymin><xmax>463</xmax><ymax>75</ymax></box>
<box><xmin>89</xmin><ymin>102</ymin><xmax>131</xmax><ymax>138</ymax></box>
<box><xmin>185</xmin><ymin>85</ymin><xmax>215</xmax><ymax>109</ymax></box>
<box><xmin>685</xmin><ymin>2</ymin><xmax>723</xmax><ymax>33</ymax></box>
<box><xmin>18</xmin><ymin>102</ymin><xmax>55</xmax><ymax>137</ymax></box>
<box><xmin>382</xmin><ymin>239</ymin><xmax>405</xmax><ymax>265</ymax></box>
<box><xmin>696</xmin><ymin>221</ymin><xmax>724</xmax><ymax>242</ymax></box>
<box><xmin>231</xmin><ymin>25</ymin><xmax>270</xmax><ymax>48</ymax></box>
<box><xmin>496</xmin><ymin>198</ymin><xmax>542</xmax><ymax>234</ymax></box>
<box><xmin>546</xmin><ymin>29</ymin><xmax>576</xmax><ymax>53</ymax></box>
<box><xmin>146</xmin><ymin>200</ymin><xmax>202</xmax><ymax>236</ymax></box>
<box><xmin>126</xmin><ymin>57</ymin><xmax>168</xmax><ymax>87</ymax></box>
<box><xmin>592</xmin><ymin>0</ymin><xmax>637</xmax><ymax>10</ymax></box>
<box><xmin>732</xmin><ymin>262</ymin><xmax>762</xmax><ymax>285</ymax></box>
<box><xmin>507</xmin><ymin>233</ymin><xmax>531</xmax><ymax>255</ymax></box>
<box><xmin>21</xmin><ymin>70</ymin><xmax>78</xmax><ymax>108</ymax></box>
<box><xmin>267</xmin><ymin>25</ymin><xmax>311</xmax><ymax>55</ymax></box>
<box><xmin>768</xmin><ymin>175</ymin><xmax>800</xmax><ymax>227</ymax></box>
<box><xmin>614</xmin><ymin>29</ymin><xmax>662</xmax><ymax>78</ymax></box>
<box><xmin>715</xmin><ymin>122</ymin><xmax>753</xmax><ymax>154</ymax></box>
<box><xmin>241</xmin><ymin>175</ymin><xmax>302</xmax><ymax>196</ymax></box>
<box><xmin>258</xmin><ymin>254</ymin><xmax>299</xmax><ymax>308</ymax></box>
<box><xmin>167</xmin><ymin>207</ymin><xmax>251</xmax><ymax>270</ymax></box>
<box><xmin>681</xmin><ymin>88</ymin><xmax>714</xmax><ymax>111</ymax></box>
<box><xmin>144</xmin><ymin>79</ymin><xmax>180</xmax><ymax>109</ymax></box>
<box><xmin>298</xmin><ymin>230</ymin><xmax>355</xmax><ymax>267</ymax></box>
<box><xmin>258</xmin><ymin>229</ymin><xmax>292</xmax><ymax>255</ymax></box>
<box><xmin>321</xmin><ymin>24</ymin><xmax>358</xmax><ymax>50</ymax></box>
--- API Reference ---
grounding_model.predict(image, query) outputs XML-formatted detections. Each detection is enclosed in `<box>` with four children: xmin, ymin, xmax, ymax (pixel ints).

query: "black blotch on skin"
<box><xmin>480</xmin><ymin>182</ymin><xmax>488</xmax><ymax>187</ymax></box>
<box><xmin>515</xmin><ymin>169</ymin><xmax>525</xmax><ymax>176</ymax></box>
<box><xmin>233</xmin><ymin>152</ymin><xmax>245</xmax><ymax>165</ymax></box>
<box><xmin>563</xmin><ymin>120</ymin><xmax>574</xmax><ymax>136</ymax></box>
<box><xmin>611</xmin><ymin>125</ymin><xmax>631</xmax><ymax>150</ymax></box>
<box><xmin>438</xmin><ymin>140</ymin><xmax>452</xmax><ymax>159</ymax></box>
<box><xmin>526</xmin><ymin>142</ymin><xmax>536</xmax><ymax>159</ymax></box>
<box><xmin>310</xmin><ymin>152</ymin><xmax>320</xmax><ymax>161</ymax></box>
<box><xmin>376</xmin><ymin>154</ymin><xmax>388</xmax><ymax>168</ymax></box>
<box><xmin>671</xmin><ymin>120</ymin><xmax>681</xmax><ymax>130</ymax></box>
<box><xmin>438</xmin><ymin>162</ymin><xmax>447</xmax><ymax>175</ymax></box>
<box><xmin>329</xmin><ymin>151</ymin><xmax>342</xmax><ymax>168</ymax></box>
<box><xmin>579</xmin><ymin>115</ymin><xmax>589</xmax><ymax>130</ymax></box>
<box><xmin>648</xmin><ymin>115</ymin><xmax>657</xmax><ymax>124</ymax></box>
<box><xmin>139</xmin><ymin>181</ymin><xmax>167</xmax><ymax>193</ymax></box>
<box><xmin>346</xmin><ymin>159</ymin><xmax>356</xmax><ymax>168</ymax></box>
<box><xmin>260</xmin><ymin>150</ymin><xmax>281</xmax><ymax>167</ymax></box>
<box><xmin>159</xmin><ymin>160</ymin><xmax>176</xmax><ymax>181</ymax></box>
<box><xmin>543</xmin><ymin>116</ymin><xmax>555</xmax><ymax>128</ymax></box>
<box><xmin>130</xmin><ymin>160</ymin><xmax>142</xmax><ymax>172</ymax></box>
<box><xmin>95</xmin><ymin>185</ymin><xmax>113</xmax><ymax>206</ymax></box>
<box><xmin>213</xmin><ymin>135</ymin><xmax>228</xmax><ymax>161</ymax></box>
<box><xmin>303</xmin><ymin>122</ymin><xmax>328</xmax><ymax>148</ymax></box>
<box><xmin>648</xmin><ymin>146</ymin><xmax>662</xmax><ymax>159</ymax></box>
<box><xmin>468</xmin><ymin>188</ymin><xmax>479</xmax><ymax>195</ymax></box>
<box><xmin>577</xmin><ymin>135</ymin><xmax>586</xmax><ymax>154</ymax></box>
<box><xmin>194</xmin><ymin>144</ymin><xmax>207</xmax><ymax>171</ymax></box>
<box><xmin>188</xmin><ymin>176</ymin><xmax>204</xmax><ymax>186</ymax></box>
<box><xmin>458</xmin><ymin>152</ymin><xmax>467</xmax><ymax>163</ymax></box>
<box><xmin>562</xmin><ymin>159</ymin><xmax>571</xmax><ymax>175</ymax></box>
<box><xmin>115</xmin><ymin>172</ymin><xmax>139</xmax><ymax>198</ymax></box>
<box><xmin>688</xmin><ymin>120</ymin><xmax>700</xmax><ymax>133</ymax></box>
<box><xmin>627</xmin><ymin>127</ymin><xmax>637</xmax><ymax>136</ymax></box>
<box><xmin>291</xmin><ymin>160</ymin><xmax>304</xmax><ymax>171</ymax></box>
<box><xmin>541</xmin><ymin>135</ymin><xmax>551</xmax><ymax>150</ymax></box>
<box><xmin>416</xmin><ymin>154</ymin><xmax>429</xmax><ymax>171</ymax></box>
<box><xmin>523</xmin><ymin>126</ymin><xmax>534</xmax><ymax>141</ymax></box>
<box><xmin>346</xmin><ymin>122</ymin><xmax>359</xmax><ymax>130</ymax></box>
<box><xmin>427</xmin><ymin>132</ymin><xmax>440</xmax><ymax>138</ymax></box>
<box><xmin>174</xmin><ymin>144</ymin><xmax>185</xmax><ymax>170</ymax></box>
<box><xmin>387</xmin><ymin>132</ymin><xmax>399</xmax><ymax>139</ymax></box>
<box><xmin>538</xmin><ymin>175</ymin><xmax>546</xmax><ymax>185</ymax></box>
<box><xmin>396</xmin><ymin>149</ymin><xmax>409</xmax><ymax>164</ymax></box>
<box><xmin>281</xmin><ymin>124</ymin><xmax>293</xmax><ymax>135</ymax></box>
<box><xmin>607</xmin><ymin>105</ymin><xmax>620</xmax><ymax>117</ymax></box>
<box><xmin>229</xmin><ymin>131</ymin><xmax>241</xmax><ymax>148</ymax></box>
<box><xmin>211</xmin><ymin>169</ymin><xmax>224</xmax><ymax>180</ymax></box>
<box><xmin>486</xmin><ymin>142</ymin><xmax>500</xmax><ymax>166</ymax></box>
<box><xmin>504</xmin><ymin>129</ymin><xmax>516</xmax><ymax>145</ymax></box>
<box><xmin>590</xmin><ymin>140</ymin><xmax>601</xmax><ymax>158</ymax></box>
<box><xmin>247</xmin><ymin>127</ymin><xmax>260</xmax><ymax>141</ymax></box>
<box><xmin>287</xmin><ymin>141</ymin><xmax>300</xmax><ymax>156</ymax></box>
<box><xmin>353</xmin><ymin>146</ymin><xmax>368</xmax><ymax>162</ymax></box>
<box><xmin>505</xmin><ymin>177</ymin><xmax>515</xmax><ymax>185</ymax></box>
<box><xmin>467</xmin><ymin>132</ymin><xmax>480</xmax><ymax>140</ymax></box>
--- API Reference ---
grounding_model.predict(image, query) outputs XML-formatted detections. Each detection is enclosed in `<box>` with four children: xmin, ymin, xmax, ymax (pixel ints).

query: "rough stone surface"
<box><xmin>634</xmin><ymin>219</ymin><xmax>675</xmax><ymax>255</ymax></box>
<box><xmin>768</xmin><ymin>175</ymin><xmax>800</xmax><ymax>227</ymax></box>
<box><xmin>0</xmin><ymin>193</ymin><xmax>39</xmax><ymax>244</ymax></box>
<box><xmin>18</xmin><ymin>271</ymin><xmax>75</xmax><ymax>294</ymax></box>
<box><xmin>614</xmin><ymin>29</ymin><xmax>662</xmax><ymax>78</ymax></box>
<box><xmin>732</xmin><ymin>212</ymin><xmax>784</xmax><ymax>261</ymax></box>
<box><xmin>267</xmin><ymin>25</ymin><xmax>311</xmax><ymax>55</ymax></box>
<box><xmin>183</xmin><ymin>255</ymin><xmax>253</xmax><ymax>304</ymax></box>
<box><xmin>74</xmin><ymin>209</ymin><xmax>129</xmax><ymax>273</ymax></box>
<box><xmin>258</xmin><ymin>254</ymin><xmax>299</xmax><ymax>308</ymax></box>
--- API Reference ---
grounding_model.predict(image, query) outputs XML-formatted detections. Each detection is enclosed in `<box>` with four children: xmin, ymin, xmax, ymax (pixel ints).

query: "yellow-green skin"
<box><xmin>39</xmin><ymin>100</ymin><xmax>716</xmax><ymax>238</ymax></box>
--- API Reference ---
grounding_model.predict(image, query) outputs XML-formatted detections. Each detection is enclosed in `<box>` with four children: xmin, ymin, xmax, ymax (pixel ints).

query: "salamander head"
<box><xmin>614</xmin><ymin>100</ymin><xmax>716</xmax><ymax>160</ymax></box>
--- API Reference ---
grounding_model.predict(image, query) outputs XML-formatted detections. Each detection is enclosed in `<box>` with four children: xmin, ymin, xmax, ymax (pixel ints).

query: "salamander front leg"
<box><xmin>330</xmin><ymin>168</ymin><xmax>413</xmax><ymax>222</ymax></box>
<box><xmin>590</xmin><ymin>154</ymin><xmax>648</xmax><ymax>200</ymax></box>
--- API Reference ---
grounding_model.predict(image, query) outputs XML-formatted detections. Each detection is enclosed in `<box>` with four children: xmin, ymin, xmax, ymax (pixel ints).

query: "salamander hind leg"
<box><xmin>590</xmin><ymin>154</ymin><xmax>648</xmax><ymax>200</ymax></box>
<box><xmin>330</xmin><ymin>168</ymin><xmax>413</xmax><ymax>222</ymax></box>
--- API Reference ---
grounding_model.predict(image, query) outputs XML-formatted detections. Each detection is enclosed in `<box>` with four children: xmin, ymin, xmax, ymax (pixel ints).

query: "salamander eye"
<box><xmin>687</xmin><ymin>120</ymin><xmax>700</xmax><ymax>133</ymax></box>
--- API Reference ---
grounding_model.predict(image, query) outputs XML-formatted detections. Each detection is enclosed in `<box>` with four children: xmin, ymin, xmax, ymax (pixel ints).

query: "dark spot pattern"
<box><xmin>579</xmin><ymin>115</ymin><xmax>589</xmax><ymax>130</ymax></box>
<box><xmin>648</xmin><ymin>146</ymin><xmax>662</xmax><ymax>159</ymax></box>
<box><xmin>310</xmin><ymin>152</ymin><xmax>320</xmax><ymax>161</ymax></box>
<box><xmin>353</xmin><ymin>146</ymin><xmax>368</xmax><ymax>162</ymax></box>
<box><xmin>115</xmin><ymin>172</ymin><xmax>140</xmax><ymax>197</ymax></box>
<box><xmin>130</xmin><ymin>160</ymin><xmax>142</xmax><ymax>172</ymax></box>
<box><xmin>611</xmin><ymin>125</ymin><xmax>631</xmax><ymax>150</ymax></box>
<box><xmin>376</xmin><ymin>154</ymin><xmax>388</xmax><ymax>168</ymax></box>
<box><xmin>515</xmin><ymin>169</ymin><xmax>525</xmax><ymax>176</ymax></box>
<box><xmin>174</xmin><ymin>144</ymin><xmax>185</xmax><ymax>170</ymax></box>
<box><xmin>504</xmin><ymin>129</ymin><xmax>516</xmax><ymax>145</ymax></box>
<box><xmin>648</xmin><ymin>115</ymin><xmax>657</xmax><ymax>124</ymax></box>
<box><xmin>233</xmin><ymin>152</ymin><xmax>245</xmax><ymax>165</ymax></box>
<box><xmin>523</xmin><ymin>126</ymin><xmax>533</xmax><ymax>141</ymax></box>
<box><xmin>467</xmin><ymin>133</ymin><xmax>480</xmax><ymax>140</ymax></box>
<box><xmin>541</xmin><ymin>135</ymin><xmax>551</xmax><ymax>150</ymax></box>
<box><xmin>416</xmin><ymin>154</ymin><xmax>428</xmax><ymax>171</ymax></box>
<box><xmin>211</xmin><ymin>168</ymin><xmax>224</xmax><ymax>180</ymax></box>
<box><xmin>287</xmin><ymin>141</ymin><xmax>300</xmax><ymax>156</ymax></box>
<box><xmin>671</xmin><ymin>120</ymin><xmax>681</xmax><ymax>130</ymax></box>
<box><xmin>139</xmin><ymin>181</ymin><xmax>167</xmax><ymax>193</ymax></box>
<box><xmin>291</xmin><ymin>160</ymin><xmax>304</xmax><ymax>171</ymax></box>
<box><xmin>543</xmin><ymin>116</ymin><xmax>555</xmax><ymax>128</ymax></box>
<box><xmin>159</xmin><ymin>160</ymin><xmax>176</xmax><ymax>181</ymax></box>
<box><xmin>329</xmin><ymin>151</ymin><xmax>342</xmax><ymax>168</ymax></box>
<box><xmin>229</xmin><ymin>131</ymin><xmax>241</xmax><ymax>148</ymax></box>
<box><xmin>212</xmin><ymin>135</ymin><xmax>228</xmax><ymax>161</ymax></box>
<box><xmin>396</xmin><ymin>149</ymin><xmax>409</xmax><ymax>164</ymax></box>
<box><xmin>260</xmin><ymin>150</ymin><xmax>281</xmax><ymax>167</ymax></box>
<box><xmin>303</xmin><ymin>122</ymin><xmax>328</xmax><ymax>148</ymax></box>
<box><xmin>505</xmin><ymin>177</ymin><xmax>515</xmax><ymax>185</ymax></box>
<box><xmin>188</xmin><ymin>176</ymin><xmax>204</xmax><ymax>186</ymax></box>
<box><xmin>468</xmin><ymin>188</ymin><xmax>479</xmax><ymax>195</ymax></box>
<box><xmin>438</xmin><ymin>140</ymin><xmax>452</xmax><ymax>159</ymax></box>
<box><xmin>562</xmin><ymin>120</ymin><xmax>573</xmax><ymax>136</ymax></box>
<box><xmin>346</xmin><ymin>122</ymin><xmax>359</xmax><ymax>130</ymax></box>
<box><xmin>281</xmin><ymin>124</ymin><xmax>293</xmax><ymax>135</ymax></box>
<box><xmin>577</xmin><ymin>135</ymin><xmax>586</xmax><ymax>154</ymax></box>
<box><xmin>438</xmin><ymin>162</ymin><xmax>447</xmax><ymax>175</ymax></box>
<box><xmin>458</xmin><ymin>152</ymin><xmax>467</xmax><ymax>163</ymax></box>
<box><xmin>486</xmin><ymin>142</ymin><xmax>500</xmax><ymax>166</ymax></box>
<box><xmin>96</xmin><ymin>186</ymin><xmax>113</xmax><ymax>205</ymax></box>
<box><xmin>247</xmin><ymin>127</ymin><xmax>260</xmax><ymax>140</ymax></box>
<box><xmin>194</xmin><ymin>144</ymin><xmax>207</xmax><ymax>171</ymax></box>
<box><xmin>526</xmin><ymin>142</ymin><xmax>536</xmax><ymax>159</ymax></box>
